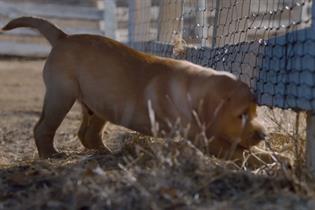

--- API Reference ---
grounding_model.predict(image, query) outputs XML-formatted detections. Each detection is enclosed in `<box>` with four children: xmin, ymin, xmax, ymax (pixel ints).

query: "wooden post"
<box><xmin>157</xmin><ymin>0</ymin><xmax>183</xmax><ymax>43</ymax></box>
<box><xmin>128</xmin><ymin>0</ymin><xmax>151</xmax><ymax>43</ymax></box>
<box><xmin>213</xmin><ymin>0</ymin><xmax>250</xmax><ymax>47</ymax></box>
<box><xmin>212</xmin><ymin>0</ymin><xmax>220</xmax><ymax>48</ymax></box>
<box><xmin>306</xmin><ymin>1</ymin><xmax>315</xmax><ymax>175</ymax></box>
<box><xmin>102</xmin><ymin>0</ymin><xmax>117</xmax><ymax>39</ymax></box>
<box><xmin>196</xmin><ymin>0</ymin><xmax>207</xmax><ymax>47</ymax></box>
<box><xmin>97</xmin><ymin>0</ymin><xmax>116</xmax><ymax>38</ymax></box>
<box><xmin>306</xmin><ymin>112</ymin><xmax>315</xmax><ymax>174</ymax></box>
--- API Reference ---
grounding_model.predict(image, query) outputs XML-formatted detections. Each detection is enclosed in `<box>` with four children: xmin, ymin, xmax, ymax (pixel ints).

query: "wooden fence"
<box><xmin>0</xmin><ymin>0</ymin><xmax>133</xmax><ymax>57</ymax></box>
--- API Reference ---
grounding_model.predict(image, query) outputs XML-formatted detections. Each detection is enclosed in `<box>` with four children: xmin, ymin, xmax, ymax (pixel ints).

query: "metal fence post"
<box><xmin>102</xmin><ymin>0</ymin><xmax>117</xmax><ymax>39</ymax></box>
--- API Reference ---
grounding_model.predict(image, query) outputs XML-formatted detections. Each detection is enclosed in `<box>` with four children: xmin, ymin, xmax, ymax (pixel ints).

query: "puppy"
<box><xmin>2</xmin><ymin>17</ymin><xmax>267</xmax><ymax>164</ymax></box>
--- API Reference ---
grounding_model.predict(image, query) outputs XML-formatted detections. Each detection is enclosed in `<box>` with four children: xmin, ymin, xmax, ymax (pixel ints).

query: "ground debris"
<box><xmin>0</xmin><ymin>129</ymin><xmax>314</xmax><ymax>210</ymax></box>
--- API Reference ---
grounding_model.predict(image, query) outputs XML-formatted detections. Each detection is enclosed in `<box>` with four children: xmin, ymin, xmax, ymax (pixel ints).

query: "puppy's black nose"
<box><xmin>254</xmin><ymin>130</ymin><xmax>266</xmax><ymax>140</ymax></box>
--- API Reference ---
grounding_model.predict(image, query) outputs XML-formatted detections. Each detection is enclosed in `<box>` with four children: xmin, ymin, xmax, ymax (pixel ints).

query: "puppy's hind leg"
<box><xmin>34</xmin><ymin>86</ymin><xmax>76</xmax><ymax>159</ymax></box>
<box><xmin>78</xmin><ymin>106</ymin><xmax>111</xmax><ymax>153</ymax></box>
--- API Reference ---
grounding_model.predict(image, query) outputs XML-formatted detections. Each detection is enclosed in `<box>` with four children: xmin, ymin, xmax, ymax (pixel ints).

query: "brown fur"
<box><xmin>3</xmin><ymin>17</ymin><xmax>272</xmax><ymax>165</ymax></box>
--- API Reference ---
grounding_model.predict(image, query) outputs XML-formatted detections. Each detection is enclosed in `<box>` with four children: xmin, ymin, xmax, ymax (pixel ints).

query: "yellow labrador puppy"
<box><xmin>2</xmin><ymin>17</ymin><xmax>267</xmax><ymax>164</ymax></box>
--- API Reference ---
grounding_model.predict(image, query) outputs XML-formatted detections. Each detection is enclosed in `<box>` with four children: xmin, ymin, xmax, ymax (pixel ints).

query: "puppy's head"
<box><xmin>204</xmin><ymin>79</ymin><xmax>265</xmax><ymax>149</ymax></box>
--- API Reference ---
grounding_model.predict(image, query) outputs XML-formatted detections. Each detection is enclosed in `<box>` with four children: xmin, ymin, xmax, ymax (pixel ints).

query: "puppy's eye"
<box><xmin>238</xmin><ymin>113</ymin><xmax>248</xmax><ymax>127</ymax></box>
<box><xmin>238</xmin><ymin>112</ymin><xmax>247</xmax><ymax>119</ymax></box>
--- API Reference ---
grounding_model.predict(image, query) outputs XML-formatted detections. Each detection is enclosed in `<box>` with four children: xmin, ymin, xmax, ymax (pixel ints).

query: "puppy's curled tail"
<box><xmin>2</xmin><ymin>16</ymin><xmax>67</xmax><ymax>47</ymax></box>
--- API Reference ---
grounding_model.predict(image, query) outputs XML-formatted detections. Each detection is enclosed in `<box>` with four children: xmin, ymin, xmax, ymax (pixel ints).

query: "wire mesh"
<box><xmin>128</xmin><ymin>0</ymin><xmax>314</xmax><ymax>111</ymax></box>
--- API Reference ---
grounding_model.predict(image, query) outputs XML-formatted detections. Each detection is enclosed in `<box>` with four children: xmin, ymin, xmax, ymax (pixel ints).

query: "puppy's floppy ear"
<box><xmin>201</xmin><ymin>93</ymin><xmax>227</xmax><ymax>128</ymax></box>
<box><xmin>234</xmin><ymin>80</ymin><xmax>257</xmax><ymax>101</ymax></box>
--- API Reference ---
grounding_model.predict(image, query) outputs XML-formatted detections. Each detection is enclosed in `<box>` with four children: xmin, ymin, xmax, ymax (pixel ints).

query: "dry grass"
<box><xmin>1</xmin><ymin>59</ymin><xmax>315</xmax><ymax>210</ymax></box>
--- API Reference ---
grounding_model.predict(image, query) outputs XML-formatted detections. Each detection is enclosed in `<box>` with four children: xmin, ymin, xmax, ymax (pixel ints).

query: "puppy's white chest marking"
<box><xmin>169</xmin><ymin>79</ymin><xmax>192</xmax><ymax>121</ymax></box>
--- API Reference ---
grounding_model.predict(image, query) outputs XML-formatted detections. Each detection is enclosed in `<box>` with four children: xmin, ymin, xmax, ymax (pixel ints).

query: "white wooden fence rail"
<box><xmin>0</xmin><ymin>1</ymin><xmax>160</xmax><ymax>57</ymax></box>
<box><xmin>0</xmin><ymin>1</ymin><xmax>103</xmax><ymax>20</ymax></box>
<box><xmin>0</xmin><ymin>0</ymin><xmax>123</xmax><ymax>57</ymax></box>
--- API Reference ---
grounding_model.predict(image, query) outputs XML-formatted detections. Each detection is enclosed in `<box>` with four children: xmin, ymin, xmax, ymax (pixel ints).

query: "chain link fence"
<box><xmin>124</xmin><ymin>0</ymin><xmax>315</xmax><ymax>171</ymax></box>
<box><xmin>128</xmin><ymin>0</ymin><xmax>313</xmax><ymax>111</ymax></box>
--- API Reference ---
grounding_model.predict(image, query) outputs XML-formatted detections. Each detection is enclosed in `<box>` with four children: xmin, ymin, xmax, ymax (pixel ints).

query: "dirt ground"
<box><xmin>0</xmin><ymin>59</ymin><xmax>81</xmax><ymax>163</ymax></box>
<box><xmin>0</xmin><ymin>59</ymin><xmax>315</xmax><ymax>210</ymax></box>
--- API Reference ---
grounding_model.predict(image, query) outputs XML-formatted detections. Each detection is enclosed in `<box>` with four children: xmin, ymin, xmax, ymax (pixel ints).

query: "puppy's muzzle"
<box><xmin>253</xmin><ymin>130</ymin><xmax>266</xmax><ymax>141</ymax></box>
